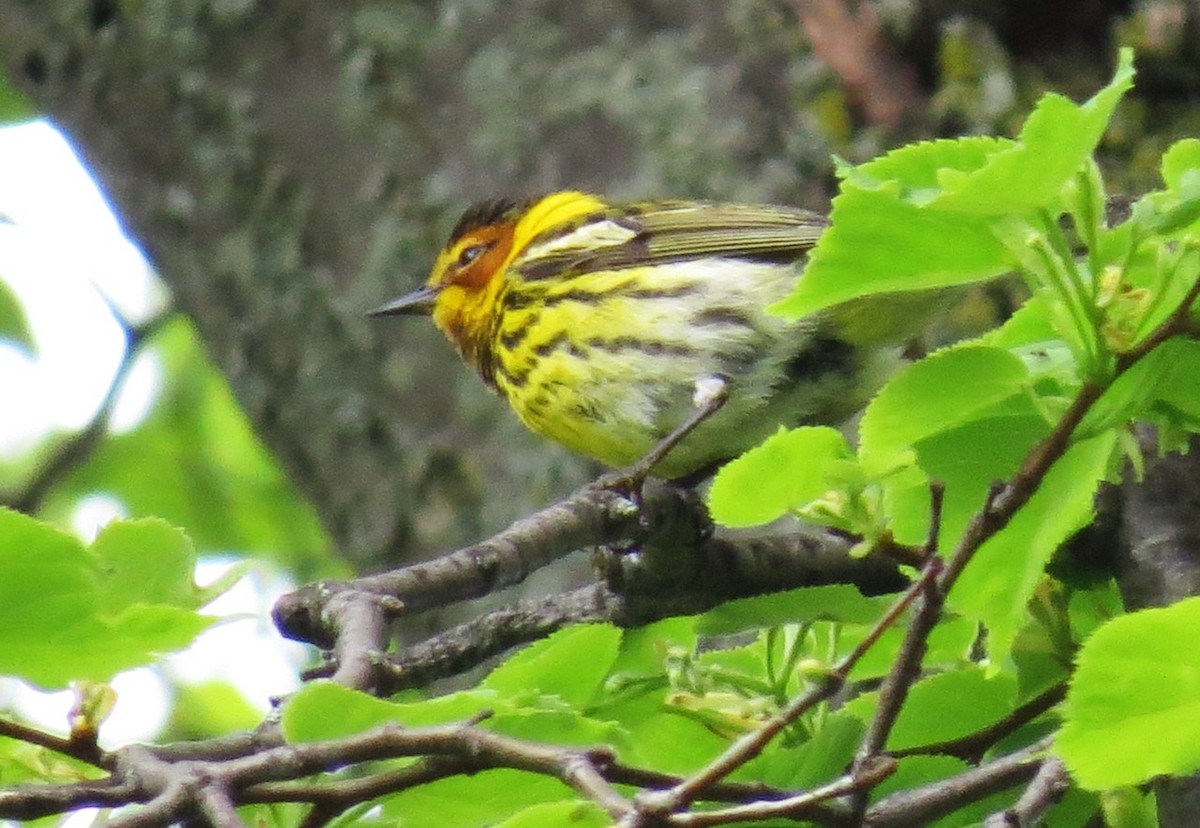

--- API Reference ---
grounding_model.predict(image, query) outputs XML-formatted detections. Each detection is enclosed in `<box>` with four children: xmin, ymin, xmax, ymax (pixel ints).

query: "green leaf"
<box><xmin>772</xmin><ymin>186</ymin><xmax>1010</xmax><ymax>318</ymax></box>
<box><xmin>1058</xmin><ymin>596</ymin><xmax>1200</xmax><ymax>789</ymax></box>
<box><xmin>883</xmin><ymin>667</ymin><xmax>1017</xmax><ymax>751</ymax></box>
<box><xmin>697</xmin><ymin>585</ymin><xmax>892</xmax><ymax>635</ymax></box>
<box><xmin>169</xmin><ymin>680</ymin><xmax>264</xmax><ymax>738</ymax></box>
<box><xmin>89</xmin><ymin>518</ymin><xmax>202</xmax><ymax>611</ymax></box>
<box><xmin>1078</xmin><ymin>337</ymin><xmax>1199</xmax><ymax>436</ymax></box>
<box><xmin>773</xmin><ymin>51</ymin><xmax>1136</xmax><ymax>320</ymax></box>
<box><xmin>882</xmin><ymin>403</ymin><xmax>1051</xmax><ymax>550</ymax></box>
<box><xmin>1161</xmin><ymin>138</ymin><xmax>1200</xmax><ymax>191</ymax></box>
<box><xmin>608</xmin><ymin>616</ymin><xmax>696</xmax><ymax>678</ymax></box>
<box><xmin>859</xmin><ymin>346</ymin><xmax>1031</xmax><ymax>469</ymax></box>
<box><xmin>0</xmin><ymin>730</ymin><xmax>99</xmax><ymax>788</ymax></box>
<box><xmin>0</xmin><ymin>508</ymin><xmax>96</xmax><ymax>621</ymax></box>
<box><xmin>950</xmin><ymin>431</ymin><xmax>1118</xmax><ymax>662</ymax></box>
<box><xmin>590</xmin><ymin>687</ymin><xmax>728</xmax><ymax>773</ymax></box>
<box><xmin>757</xmin><ymin>710</ymin><xmax>864</xmax><ymax>790</ymax></box>
<box><xmin>867</xmin><ymin>754</ymin><xmax>967</xmax><ymax>804</ymax></box>
<box><xmin>845</xmin><ymin>136</ymin><xmax>1011</xmax><ymax>195</ymax></box>
<box><xmin>0</xmin><ymin>275</ymin><xmax>35</xmax><ymax>355</ymax></box>
<box><xmin>194</xmin><ymin>559</ymin><xmax>254</xmax><ymax>607</ymax></box>
<box><xmin>282</xmin><ymin>681</ymin><xmax>394</xmax><ymax>742</ymax></box>
<box><xmin>708</xmin><ymin>426</ymin><xmax>853</xmax><ymax>528</ymax></box>
<box><xmin>0</xmin><ymin>604</ymin><xmax>211</xmax><ymax>689</ymax></box>
<box><xmin>929</xmin><ymin>49</ymin><xmax>1136</xmax><ymax>214</ymax></box>
<box><xmin>863</xmin><ymin>346</ymin><xmax>1047</xmax><ymax>549</ymax></box>
<box><xmin>380</xmin><ymin>770</ymin><xmax>577</xmax><ymax>828</ymax></box>
<box><xmin>0</xmin><ymin>510</ymin><xmax>214</xmax><ymax>688</ymax></box>
<box><xmin>285</xmin><ymin>678</ymin><xmax>628</xmax><ymax>764</ymax></box>
<box><xmin>844</xmin><ymin>615</ymin><xmax>976</xmax><ymax>681</ymax></box>
<box><xmin>1101</xmin><ymin>788</ymin><xmax>1160</xmax><ymax>828</ymax></box>
<box><xmin>1011</xmin><ymin>619</ymin><xmax>1072</xmax><ymax>703</ymax></box>
<box><xmin>1141</xmin><ymin>138</ymin><xmax>1200</xmax><ymax>237</ymax></box>
<box><xmin>1146</xmin><ymin>338</ymin><xmax>1200</xmax><ymax>425</ymax></box>
<box><xmin>485</xmin><ymin>709</ymin><xmax>629</xmax><ymax>752</ymax></box>
<box><xmin>482</xmin><ymin>625</ymin><xmax>621</xmax><ymax>708</ymax></box>
<box><xmin>1045</xmin><ymin>788</ymin><xmax>1103</xmax><ymax>828</ymax></box>
<box><xmin>493</xmin><ymin>801</ymin><xmax>609</xmax><ymax>828</ymax></box>
<box><xmin>986</xmin><ymin>294</ymin><xmax>1065</xmax><ymax>349</ymax></box>
<box><xmin>282</xmin><ymin>681</ymin><xmax>498</xmax><ymax>742</ymax></box>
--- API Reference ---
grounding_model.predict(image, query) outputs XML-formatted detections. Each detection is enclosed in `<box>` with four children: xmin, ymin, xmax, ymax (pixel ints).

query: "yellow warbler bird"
<box><xmin>371</xmin><ymin>191</ymin><xmax>913</xmax><ymax>480</ymax></box>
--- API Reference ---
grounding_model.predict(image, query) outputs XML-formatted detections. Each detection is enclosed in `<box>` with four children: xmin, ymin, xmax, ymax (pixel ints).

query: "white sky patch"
<box><xmin>70</xmin><ymin>493</ymin><xmax>129</xmax><ymax>542</ymax></box>
<box><xmin>110</xmin><ymin>347</ymin><xmax>163</xmax><ymax>434</ymax></box>
<box><xmin>168</xmin><ymin>559</ymin><xmax>307</xmax><ymax>708</ymax></box>
<box><xmin>0</xmin><ymin>120</ymin><xmax>165</xmax><ymax>454</ymax></box>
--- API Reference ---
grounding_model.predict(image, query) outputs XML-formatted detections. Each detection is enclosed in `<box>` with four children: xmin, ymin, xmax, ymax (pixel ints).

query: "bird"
<box><xmin>371</xmin><ymin>191</ymin><xmax>927</xmax><ymax>480</ymax></box>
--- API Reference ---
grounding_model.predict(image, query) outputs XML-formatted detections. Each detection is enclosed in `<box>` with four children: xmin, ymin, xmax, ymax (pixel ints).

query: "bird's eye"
<box><xmin>457</xmin><ymin>244</ymin><xmax>488</xmax><ymax>268</ymax></box>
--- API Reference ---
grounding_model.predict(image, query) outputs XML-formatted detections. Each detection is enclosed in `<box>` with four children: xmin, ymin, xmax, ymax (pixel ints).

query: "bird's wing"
<box><xmin>515</xmin><ymin>202</ymin><xmax>828</xmax><ymax>280</ymax></box>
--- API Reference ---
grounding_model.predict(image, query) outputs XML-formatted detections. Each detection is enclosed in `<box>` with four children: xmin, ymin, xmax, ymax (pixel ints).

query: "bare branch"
<box><xmin>865</xmin><ymin>738</ymin><xmax>1055</xmax><ymax>828</ymax></box>
<box><xmin>273</xmin><ymin>483</ymin><xmax>642</xmax><ymax>649</ymax></box>
<box><xmin>982</xmin><ymin>755</ymin><xmax>1071</xmax><ymax>828</ymax></box>
<box><xmin>668</xmin><ymin>757</ymin><xmax>893</xmax><ymax>827</ymax></box>
<box><xmin>0</xmin><ymin>717</ymin><xmax>109</xmax><ymax>769</ymax></box>
<box><xmin>325</xmin><ymin>589</ymin><xmax>393</xmax><ymax>693</ymax></box>
<box><xmin>357</xmin><ymin>584</ymin><xmax>619</xmax><ymax>692</ymax></box>
<box><xmin>195</xmin><ymin>782</ymin><xmax>247</xmax><ymax>828</ymax></box>
<box><xmin>280</xmin><ymin>479</ymin><xmax>905</xmax><ymax>691</ymax></box>
<box><xmin>0</xmin><ymin>778</ymin><xmax>140</xmax><ymax>822</ymax></box>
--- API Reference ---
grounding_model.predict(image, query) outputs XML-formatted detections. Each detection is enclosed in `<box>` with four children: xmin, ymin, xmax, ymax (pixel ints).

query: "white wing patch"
<box><xmin>532</xmin><ymin>219</ymin><xmax>638</xmax><ymax>256</ymax></box>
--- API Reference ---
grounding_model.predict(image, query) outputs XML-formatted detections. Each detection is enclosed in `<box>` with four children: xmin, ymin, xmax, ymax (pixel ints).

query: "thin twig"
<box><xmin>669</xmin><ymin>757</ymin><xmax>894</xmax><ymax>826</ymax></box>
<box><xmin>982</xmin><ymin>755</ymin><xmax>1070</xmax><ymax>828</ymax></box>
<box><xmin>0</xmin><ymin>717</ymin><xmax>109</xmax><ymax>769</ymax></box>
<box><xmin>866</xmin><ymin>737</ymin><xmax>1054</xmax><ymax>828</ymax></box>
<box><xmin>195</xmin><ymin>782</ymin><xmax>247</xmax><ymax>828</ymax></box>
<box><xmin>0</xmin><ymin>778</ymin><xmax>139</xmax><ymax>822</ymax></box>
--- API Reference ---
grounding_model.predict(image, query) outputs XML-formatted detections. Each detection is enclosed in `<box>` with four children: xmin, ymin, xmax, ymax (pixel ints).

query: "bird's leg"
<box><xmin>598</xmin><ymin>375</ymin><xmax>730</xmax><ymax>502</ymax></box>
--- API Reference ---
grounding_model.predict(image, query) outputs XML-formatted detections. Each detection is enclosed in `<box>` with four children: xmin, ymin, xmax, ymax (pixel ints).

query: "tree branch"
<box><xmin>277</xmin><ymin>479</ymin><xmax>905</xmax><ymax>691</ymax></box>
<box><xmin>866</xmin><ymin>737</ymin><xmax>1055</xmax><ymax>828</ymax></box>
<box><xmin>981</xmin><ymin>755</ymin><xmax>1071</xmax><ymax>828</ymax></box>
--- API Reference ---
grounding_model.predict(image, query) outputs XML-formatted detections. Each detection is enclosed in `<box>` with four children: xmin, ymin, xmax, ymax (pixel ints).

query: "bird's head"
<box><xmin>370</xmin><ymin>192</ymin><xmax>607</xmax><ymax>376</ymax></box>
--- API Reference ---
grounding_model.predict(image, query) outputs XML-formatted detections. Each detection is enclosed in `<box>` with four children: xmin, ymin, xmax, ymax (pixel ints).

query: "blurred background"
<box><xmin>0</xmin><ymin>0</ymin><xmax>1197</xmax><ymax>745</ymax></box>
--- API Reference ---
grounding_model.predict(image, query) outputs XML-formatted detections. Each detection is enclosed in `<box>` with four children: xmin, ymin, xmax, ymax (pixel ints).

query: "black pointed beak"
<box><xmin>367</xmin><ymin>285</ymin><xmax>441</xmax><ymax>317</ymax></box>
